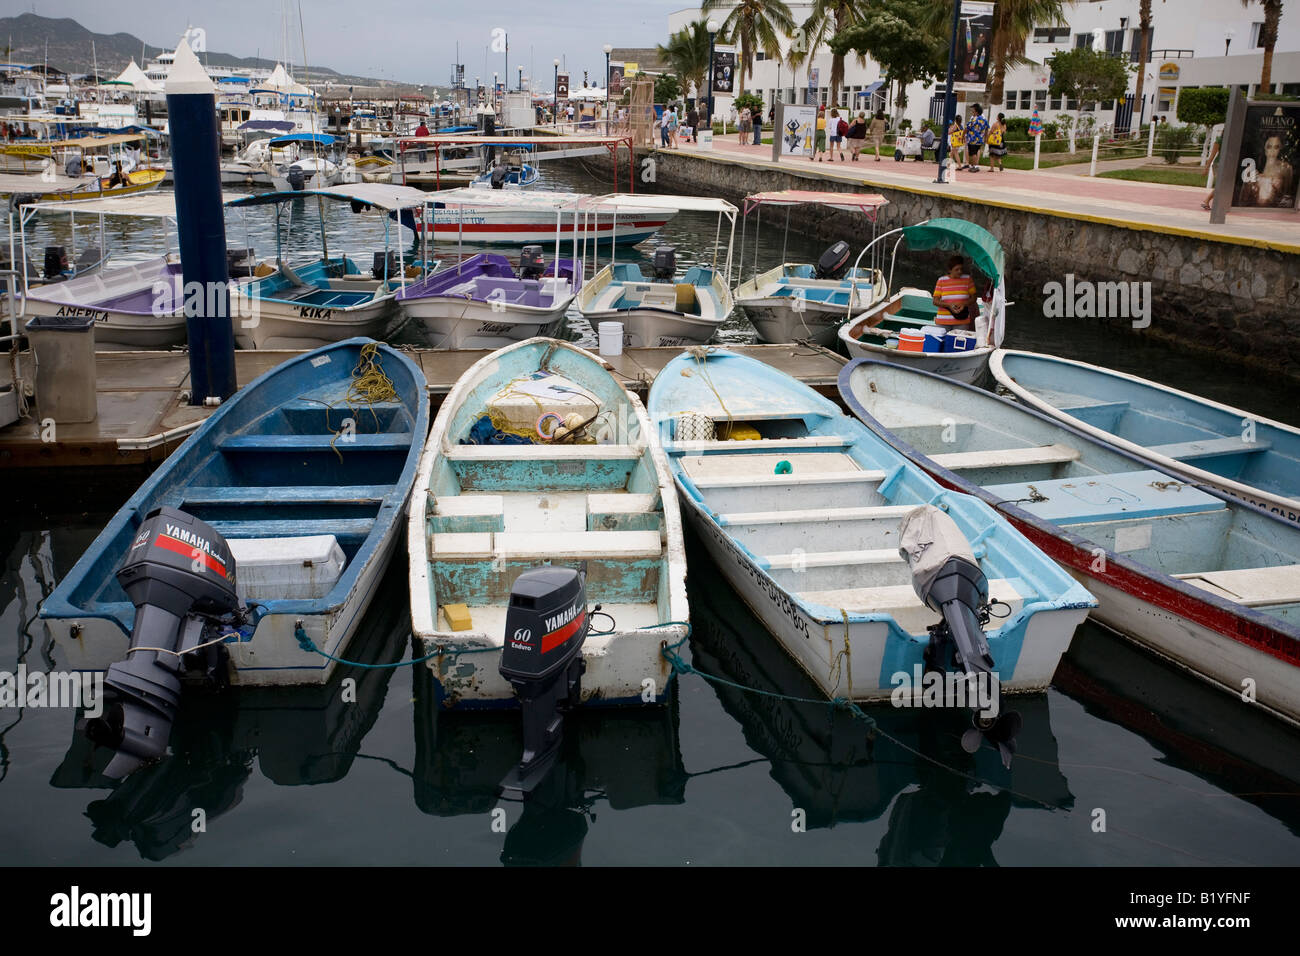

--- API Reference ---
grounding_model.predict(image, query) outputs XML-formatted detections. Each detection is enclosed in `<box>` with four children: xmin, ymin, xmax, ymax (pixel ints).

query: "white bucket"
<box><xmin>598</xmin><ymin>321</ymin><xmax>624</xmax><ymax>356</ymax></box>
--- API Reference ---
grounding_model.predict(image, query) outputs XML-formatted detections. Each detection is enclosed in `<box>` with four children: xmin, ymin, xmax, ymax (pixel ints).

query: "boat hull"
<box><xmin>231</xmin><ymin>294</ymin><xmax>397</xmax><ymax>349</ymax></box>
<box><xmin>397</xmin><ymin>297</ymin><xmax>570</xmax><ymax>349</ymax></box>
<box><xmin>416</xmin><ymin>211</ymin><xmax>671</xmax><ymax>246</ymax></box>
<box><xmin>739</xmin><ymin>301</ymin><xmax>844</xmax><ymax>347</ymax></box>
<box><xmin>21</xmin><ymin>258</ymin><xmax>187</xmax><ymax>348</ymax></box>
<box><xmin>581</xmin><ymin>306</ymin><xmax>721</xmax><ymax>348</ymax></box>
<box><xmin>840</xmin><ymin>337</ymin><xmax>991</xmax><ymax>384</ymax></box>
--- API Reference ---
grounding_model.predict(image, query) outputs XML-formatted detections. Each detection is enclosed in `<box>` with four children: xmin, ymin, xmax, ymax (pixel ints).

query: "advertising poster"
<box><xmin>954</xmin><ymin>1</ymin><xmax>995</xmax><ymax>92</ymax></box>
<box><xmin>712</xmin><ymin>47</ymin><xmax>736</xmax><ymax>97</ymax></box>
<box><xmin>1232</xmin><ymin>102</ymin><xmax>1299</xmax><ymax>210</ymax></box>
<box><xmin>777</xmin><ymin>103</ymin><xmax>818</xmax><ymax>158</ymax></box>
<box><xmin>556</xmin><ymin>73</ymin><xmax>570</xmax><ymax>98</ymax></box>
<box><xmin>609</xmin><ymin>63</ymin><xmax>626</xmax><ymax>96</ymax></box>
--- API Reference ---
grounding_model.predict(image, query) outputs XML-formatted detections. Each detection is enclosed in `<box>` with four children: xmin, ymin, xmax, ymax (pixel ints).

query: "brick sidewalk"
<box><xmin>666</xmin><ymin>137</ymin><xmax>1299</xmax><ymax>252</ymax></box>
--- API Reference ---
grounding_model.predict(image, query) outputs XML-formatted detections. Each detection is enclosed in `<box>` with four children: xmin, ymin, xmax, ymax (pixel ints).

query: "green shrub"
<box><xmin>1176</xmin><ymin>87</ymin><xmax>1229</xmax><ymax>127</ymax></box>
<box><xmin>1157</xmin><ymin>123</ymin><xmax>1196</xmax><ymax>164</ymax></box>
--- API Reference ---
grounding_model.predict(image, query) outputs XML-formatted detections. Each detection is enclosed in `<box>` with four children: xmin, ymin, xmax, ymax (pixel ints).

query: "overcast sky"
<box><xmin>15</xmin><ymin>0</ymin><xmax>692</xmax><ymax>86</ymax></box>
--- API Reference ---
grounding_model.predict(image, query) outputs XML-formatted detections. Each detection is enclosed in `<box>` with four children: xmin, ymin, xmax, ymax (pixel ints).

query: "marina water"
<box><xmin>4</xmin><ymin>166</ymin><xmax>1299</xmax><ymax>864</ymax></box>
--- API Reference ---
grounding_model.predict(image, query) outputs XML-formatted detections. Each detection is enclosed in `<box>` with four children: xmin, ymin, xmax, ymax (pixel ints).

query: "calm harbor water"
<box><xmin>3</xmin><ymin>166</ymin><xmax>1299</xmax><ymax>866</ymax></box>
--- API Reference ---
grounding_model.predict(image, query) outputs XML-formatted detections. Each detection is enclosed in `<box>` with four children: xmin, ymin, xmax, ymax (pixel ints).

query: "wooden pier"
<box><xmin>0</xmin><ymin>343</ymin><xmax>846</xmax><ymax>469</ymax></box>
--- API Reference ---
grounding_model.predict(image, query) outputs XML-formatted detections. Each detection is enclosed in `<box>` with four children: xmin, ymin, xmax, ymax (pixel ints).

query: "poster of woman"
<box><xmin>1232</xmin><ymin>104</ymin><xmax>1299</xmax><ymax>210</ymax></box>
<box><xmin>954</xmin><ymin>1</ymin><xmax>995</xmax><ymax>91</ymax></box>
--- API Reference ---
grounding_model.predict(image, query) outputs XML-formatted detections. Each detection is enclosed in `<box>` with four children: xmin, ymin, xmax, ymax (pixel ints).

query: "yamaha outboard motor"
<box><xmin>651</xmin><ymin>245</ymin><xmax>676</xmax><ymax>281</ymax></box>
<box><xmin>899</xmin><ymin>505</ymin><xmax>1021</xmax><ymax>767</ymax></box>
<box><xmin>489</xmin><ymin>164</ymin><xmax>510</xmax><ymax>189</ymax></box>
<box><xmin>371</xmin><ymin>250</ymin><xmax>400</xmax><ymax>280</ymax></box>
<box><xmin>814</xmin><ymin>240</ymin><xmax>851</xmax><ymax>280</ymax></box>
<box><xmin>498</xmin><ymin>566</ymin><xmax>588</xmax><ymax>792</ymax></box>
<box><xmin>44</xmin><ymin>245</ymin><xmax>68</xmax><ymax>281</ymax></box>
<box><xmin>84</xmin><ymin>507</ymin><xmax>245</xmax><ymax>779</ymax></box>
<box><xmin>519</xmin><ymin>244</ymin><xmax>545</xmax><ymax>280</ymax></box>
<box><xmin>287</xmin><ymin>165</ymin><xmax>306</xmax><ymax>191</ymax></box>
<box><xmin>226</xmin><ymin>247</ymin><xmax>256</xmax><ymax>279</ymax></box>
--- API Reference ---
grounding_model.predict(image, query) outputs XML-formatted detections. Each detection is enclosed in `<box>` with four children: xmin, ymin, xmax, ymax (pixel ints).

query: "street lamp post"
<box><xmin>603</xmin><ymin>43</ymin><xmax>612</xmax><ymax>135</ymax></box>
<box><xmin>1224</xmin><ymin>28</ymin><xmax>1236</xmax><ymax>57</ymax></box>
<box><xmin>553</xmin><ymin>58</ymin><xmax>560</xmax><ymax>128</ymax></box>
<box><xmin>706</xmin><ymin>19</ymin><xmax>719</xmax><ymax>129</ymax></box>
<box><xmin>518</xmin><ymin>66</ymin><xmax>523</xmax><ymax>92</ymax></box>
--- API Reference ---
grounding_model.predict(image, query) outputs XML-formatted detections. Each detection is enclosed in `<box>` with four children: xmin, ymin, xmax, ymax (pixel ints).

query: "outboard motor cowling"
<box><xmin>371</xmin><ymin>250</ymin><xmax>399</xmax><ymax>280</ymax></box>
<box><xmin>44</xmin><ymin>245</ymin><xmax>68</xmax><ymax>280</ymax></box>
<box><xmin>226</xmin><ymin>247</ymin><xmax>256</xmax><ymax>279</ymax></box>
<box><xmin>519</xmin><ymin>245</ymin><xmax>545</xmax><ymax>280</ymax></box>
<box><xmin>84</xmin><ymin>507</ymin><xmax>244</xmax><ymax>779</ymax></box>
<box><xmin>499</xmin><ymin>566</ymin><xmax>588</xmax><ymax>791</ymax></box>
<box><xmin>651</xmin><ymin>246</ymin><xmax>676</xmax><ymax>281</ymax></box>
<box><xmin>899</xmin><ymin>505</ymin><xmax>1020</xmax><ymax>766</ymax></box>
<box><xmin>489</xmin><ymin>164</ymin><xmax>510</xmax><ymax>189</ymax></box>
<box><xmin>814</xmin><ymin>240</ymin><xmax>851</xmax><ymax>280</ymax></box>
<box><xmin>287</xmin><ymin>165</ymin><xmax>306</xmax><ymax>191</ymax></box>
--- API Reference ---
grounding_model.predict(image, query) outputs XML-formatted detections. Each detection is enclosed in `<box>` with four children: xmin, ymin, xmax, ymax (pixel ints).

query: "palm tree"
<box><xmin>790</xmin><ymin>0</ymin><xmax>870</xmax><ymax>110</ymax></box>
<box><xmin>658</xmin><ymin>19</ymin><xmax>712</xmax><ymax>102</ymax></box>
<box><xmin>701</xmin><ymin>0</ymin><xmax>797</xmax><ymax>97</ymax></box>
<box><xmin>1132</xmin><ymin>0</ymin><xmax>1154</xmax><ymax>132</ymax></box>
<box><xmin>1245</xmin><ymin>0</ymin><xmax>1284</xmax><ymax>92</ymax></box>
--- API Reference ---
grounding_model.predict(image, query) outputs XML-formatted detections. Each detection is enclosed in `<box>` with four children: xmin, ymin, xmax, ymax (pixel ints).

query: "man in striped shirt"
<box><xmin>932</xmin><ymin>255</ymin><xmax>977</xmax><ymax>329</ymax></box>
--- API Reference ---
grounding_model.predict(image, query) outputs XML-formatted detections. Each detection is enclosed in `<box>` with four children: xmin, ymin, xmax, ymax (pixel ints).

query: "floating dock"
<box><xmin>0</xmin><ymin>343</ymin><xmax>846</xmax><ymax>469</ymax></box>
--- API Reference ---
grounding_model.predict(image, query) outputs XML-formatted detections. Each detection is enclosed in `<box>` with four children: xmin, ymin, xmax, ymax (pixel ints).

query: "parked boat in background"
<box><xmin>647</xmin><ymin>348</ymin><xmax>1095</xmax><ymax>744</ymax></box>
<box><xmin>991</xmin><ymin>349</ymin><xmax>1300</xmax><ymax>527</ymax></box>
<box><xmin>840</xmin><ymin>359</ymin><xmax>1300</xmax><ymax>727</ymax></box>
<box><xmin>395</xmin><ymin>249</ymin><xmax>580</xmax><ymax>349</ymax></box>
<box><xmin>407</xmin><ymin>336</ymin><xmax>689</xmax><ymax>714</ymax></box>
<box><xmin>226</xmin><ymin>184</ymin><xmax>434</xmax><ymax>349</ymax></box>
<box><xmin>839</xmin><ymin>218</ymin><xmax>1006</xmax><ymax>384</ymax></box>
<box><xmin>40</xmin><ymin>338</ymin><xmax>429</xmax><ymax>774</ymax></box>
<box><xmin>733</xmin><ymin>190</ymin><xmax>889</xmax><ymax>346</ymax></box>
<box><xmin>577</xmin><ymin>195</ymin><xmax>735</xmax><ymax>349</ymax></box>
<box><xmin>401</xmin><ymin>187</ymin><xmax>678</xmax><ymax>247</ymax></box>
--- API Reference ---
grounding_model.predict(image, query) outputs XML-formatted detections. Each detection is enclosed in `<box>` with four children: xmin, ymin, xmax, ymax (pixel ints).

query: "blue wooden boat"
<box><xmin>840</xmin><ymin>359</ymin><xmax>1300</xmax><ymax>727</ymax></box>
<box><xmin>646</xmin><ymin>348</ymin><xmax>1095</xmax><ymax>715</ymax></box>
<box><xmin>39</xmin><ymin>337</ymin><xmax>430</xmax><ymax>688</ymax></box>
<box><xmin>991</xmin><ymin>349</ymin><xmax>1300</xmax><ymax>527</ymax></box>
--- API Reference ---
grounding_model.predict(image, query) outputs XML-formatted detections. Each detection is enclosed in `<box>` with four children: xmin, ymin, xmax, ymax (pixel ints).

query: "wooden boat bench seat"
<box><xmin>221</xmin><ymin>434</ymin><xmax>413</xmax><ymax>452</ymax></box>
<box><xmin>985</xmin><ymin>469</ymin><xmax>1227</xmax><ymax>525</ymax></box>
<box><xmin>445</xmin><ymin>443</ymin><xmax>643</xmax><ymax>462</ymax></box>
<box><xmin>429</xmin><ymin>529</ymin><xmax>662</xmax><ymax>560</ymax></box>
<box><xmin>717</xmin><ymin>504</ymin><xmax>915</xmax><ymax>527</ymax></box>
<box><xmin>680</xmin><ymin>450</ymin><xmax>866</xmax><ymax>481</ymax></box>
<box><xmin>763</xmin><ymin>547</ymin><xmax>903</xmax><ymax>571</ymax></box>
<box><xmin>1147</xmin><ymin>436</ymin><xmax>1272</xmax><ymax>461</ymax></box>
<box><xmin>798</xmin><ymin>578</ymin><xmax>1025</xmax><ymax>632</ymax></box>
<box><xmin>431</xmin><ymin>492</ymin><xmax>660</xmax><ymax>534</ymax></box>
<box><xmin>1174</xmin><ymin>564</ymin><xmax>1300</xmax><ymax>608</ymax></box>
<box><xmin>928</xmin><ymin>443</ymin><xmax>1081</xmax><ymax>471</ymax></box>
<box><xmin>182</xmin><ymin>484</ymin><xmax>391</xmax><ymax>506</ymax></box>
<box><xmin>207</xmin><ymin>517</ymin><xmax>375</xmax><ymax>539</ymax></box>
<box><xmin>665</xmin><ymin>436</ymin><xmax>852</xmax><ymax>454</ymax></box>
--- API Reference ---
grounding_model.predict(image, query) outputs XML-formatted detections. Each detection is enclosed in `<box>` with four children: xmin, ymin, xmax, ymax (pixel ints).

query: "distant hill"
<box><xmin>0</xmin><ymin>12</ymin><xmax>404</xmax><ymax>89</ymax></box>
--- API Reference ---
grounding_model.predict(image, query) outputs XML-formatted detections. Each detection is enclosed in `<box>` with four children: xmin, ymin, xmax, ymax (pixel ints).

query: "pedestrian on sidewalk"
<box><xmin>1201</xmin><ymin>124</ymin><xmax>1223</xmax><ymax>210</ymax></box>
<box><xmin>846</xmin><ymin>112</ymin><xmax>867</xmax><ymax>160</ymax></box>
<box><xmin>919</xmin><ymin>122</ymin><xmax>936</xmax><ymax>161</ymax></box>
<box><xmin>739</xmin><ymin>105</ymin><xmax>751</xmax><ymax>145</ymax></box>
<box><xmin>964</xmin><ymin>104</ymin><xmax>988</xmax><ymax>172</ymax></box>
<box><xmin>987</xmin><ymin>112</ymin><xmax>1007</xmax><ymax>171</ymax></box>
<box><xmin>812</xmin><ymin>105</ymin><xmax>828</xmax><ymax>161</ymax></box>
<box><xmin>686</xmin><ymin>104</ymin><xmax>699</xmax><ymax>144</ymax></box>
<box><xmin>947</xmin><ymin>115</ymin><xmax>965</xmax><ymax>171</ymax></box>
<box><xmin>667</xmin><ymin>105</ymin><xmax>680</xmax><ymax>148</ymax></box>
<box><xmin>868</xmin><ymin>110</ymin><xmax>887</xmax><ymax>161</ymax></box>
<box><xmin>752</xmin><ymin>100</ymin><xmax>764</xmax><ymax>145</ymax></box>
<box><xmin>829</xmin><ymin>108</ymin><xmax>844</xmax><ymax>160</ymax></box>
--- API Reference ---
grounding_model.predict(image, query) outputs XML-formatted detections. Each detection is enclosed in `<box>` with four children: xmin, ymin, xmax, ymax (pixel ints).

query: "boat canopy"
<box><xmin>588</xmin><ymin>193</ymin><xmax>737</xmax><ymax>216</ymax></box>
<box><xmin>422</xmin><ymin>186</ymin><xmax>585</xmax><ymax>210</ymax></box>
<box><xmin>225</xmin><ymin>183</ymin><xmax>432</xmax><ymax>211</ymax></box>
<box><xmin>900</xmin><ymin>218</ymin><xmax>1006</xmax><ymax>286</ymax></box>
<box><xmin>21</xmin><ymin>190</ymin><xmax>245</xmax><ymax>218</ymax></box>
<box><xmin>267</xmin><ymin>132</ymin><xmax>337</xmax><ymax>148</ymax></box>
<box><xmin>0</xmin><ymin>171</ymin><xmax>85</xmax><ymax>194</ymax></box>
<box><xmin>742</xmin><ymin>189</ymin><xmax>889</xmax><ymax>221</ymax></box>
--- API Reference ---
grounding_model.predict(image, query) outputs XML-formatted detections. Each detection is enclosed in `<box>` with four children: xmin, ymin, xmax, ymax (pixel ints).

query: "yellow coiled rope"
<box><xmin>327</xmin><ymin>342</ymin><xmax>399</xmax><ymax>461</ymax></box>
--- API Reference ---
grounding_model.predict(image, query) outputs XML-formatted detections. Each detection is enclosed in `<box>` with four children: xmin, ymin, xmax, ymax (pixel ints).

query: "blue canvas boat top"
<box><xmin>997</xmin><ymin>351</ymin><xmax>1300</xmax><ymax>503</ymax></box>
<box><xmin>40</xmin><ymin>338</ymin><xmax>430</xmax><ymax>637</ymax></box>
<box><xmin>646</xmin><ymin>348</ymin><xmax>1095</xmax><ymax>680</ymax></box>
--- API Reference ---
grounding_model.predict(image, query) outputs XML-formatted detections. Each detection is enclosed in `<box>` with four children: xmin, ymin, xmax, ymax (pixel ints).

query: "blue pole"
<box><xmin>165</xmin><ymin>41</ymin><xmax>236</xmax><ymax>404</ymax></box>
<box><xmin>935</xmin><ymin>0</ymin><xmax>962</xmax><ymax>184</ymax></box>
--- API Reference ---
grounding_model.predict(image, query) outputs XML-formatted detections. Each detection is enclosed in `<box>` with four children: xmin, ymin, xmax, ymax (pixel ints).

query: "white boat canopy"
<box><xmin>21</xmin><ymin>191</ymin><xmax>245</xmax><ymax>218</ymax></box>
<box><xmin>587</xmin><ymin>193</ymin><xmax>737</xmax><ymax>217</ymax></box>
<box><xmin>0</xmin><ymin>171</ymin><xmax>84</xmax><ymax>194</ymax></box>
<box><xmin>224</xmin><ymin>182</ymin><xmax>432</xmax><ymax>211</ymax></box>
<box><xmin>422</xmin><ymin>186</ymin><xmax>586</xmax><ymax>210</ymax></box>
<box><xmin>108</xmin><ymin>59</ymin><xmax>162</xmax><ymax>94</ymax></box>
<box><xmin>742</xmin><ymin>189</ymin><xmax>889</xmax><ymax>221</ymax></box>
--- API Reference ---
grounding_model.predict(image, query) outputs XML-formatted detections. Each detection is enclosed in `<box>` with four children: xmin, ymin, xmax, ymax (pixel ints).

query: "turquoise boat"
<box><xmin>991</xmin><ymin>349</ymin><xmax>1300</xmax><ymax>527</ymax></box>
<box><xmin>646</xmin><ymin>348</ymin><xmax>1095</xmax><ymax>722</ymax></box>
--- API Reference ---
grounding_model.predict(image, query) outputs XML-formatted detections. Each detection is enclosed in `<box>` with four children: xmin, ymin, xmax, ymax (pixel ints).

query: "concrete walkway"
<box><xmin>662</xmin><ymin>138</ymin><xmax>1299</xmax><ymax>253</ymax></box>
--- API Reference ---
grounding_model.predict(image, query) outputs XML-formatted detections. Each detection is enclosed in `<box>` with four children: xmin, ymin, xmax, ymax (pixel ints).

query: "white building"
<box><xmin>668</xmin><ymin>0</ymin><xmax>1299</xmax><ymax>126</ymax></box>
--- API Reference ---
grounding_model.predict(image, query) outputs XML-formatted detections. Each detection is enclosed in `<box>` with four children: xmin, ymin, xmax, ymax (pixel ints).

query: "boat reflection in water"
<box><xmin>412</xmin><ymin>663</ymin><xmax>687</xmax><ymax>866</ymax></box>
<box><xmin>683</xmin><ymin>529</ymin><xmax>1074</xmax><ymax>864</ymax></box>
<box><xmin>48</xmin><ymin>566</ymin><xmax>412</xmax><ymax>861</ymax></box>
<box><xmin>1056</xmin><ymin>622</ymin><xmax>1300</xmax><ymax>837</ymax></box>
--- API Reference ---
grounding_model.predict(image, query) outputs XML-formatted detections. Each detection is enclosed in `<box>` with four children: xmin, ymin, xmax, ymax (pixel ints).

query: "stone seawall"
<box><xmin>576</xmin><ymin>150</ymin><xmax>1300</xmax><ymax>378</ymax></box>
